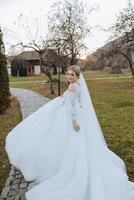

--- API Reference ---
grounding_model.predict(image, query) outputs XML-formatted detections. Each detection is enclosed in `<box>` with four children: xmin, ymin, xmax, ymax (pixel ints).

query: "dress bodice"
<box><xmin>61</xmin><ymin>81</ymin><xmax>82</xmax><ymax>122</ymax></box>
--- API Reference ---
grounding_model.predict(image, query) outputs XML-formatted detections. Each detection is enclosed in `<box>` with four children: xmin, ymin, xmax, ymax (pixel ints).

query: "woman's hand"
<box><xmin>72</xmin><ymin>120</ymin><xmax>80</xmax><ymax>132</ymax></box>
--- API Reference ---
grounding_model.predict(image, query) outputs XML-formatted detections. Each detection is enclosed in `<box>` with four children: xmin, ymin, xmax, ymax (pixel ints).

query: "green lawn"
<box><xmin>0</xmin><ymin>96</ymin><xmax>22</xmax><ymax>193</ymax></box>
<box><xmin>0</xmin><ymin>71</ymin><xmax>134</xmax><ymax>192</ymax></box>
<box><xmin>83</xmin><ymin>71</ymin><xmax>132</xmax><ymax>79</ymax></box>
<box><xmin>9</xmin><ymin>74</ymin><xmax>48</xmax><ymax>82</ymax></box>
<box><xmin>87</xmin><ymin>80</ymin><xmax>134</xmax><ymax>181</ymax></box>
<box><xmin>9</xmin><ymin>71</ymin><xmax>132</xmax><ymax>82</ymax></box>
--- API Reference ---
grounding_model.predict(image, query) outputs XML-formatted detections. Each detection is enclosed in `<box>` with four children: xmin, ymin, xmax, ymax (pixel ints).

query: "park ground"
<box><xmin>0</xmin><ymin>70</ymin><xmax>134</xmax><ymax>192</ymax></box>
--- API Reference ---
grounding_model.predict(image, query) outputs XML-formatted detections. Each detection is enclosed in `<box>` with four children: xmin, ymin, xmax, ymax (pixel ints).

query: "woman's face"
<box><xmin>66</xmin><ymin>69</ymin><xmax>78</xmax><ymax>83</ymax></box>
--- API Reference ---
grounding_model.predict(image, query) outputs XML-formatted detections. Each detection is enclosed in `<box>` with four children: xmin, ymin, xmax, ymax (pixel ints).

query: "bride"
<box><xmin>5</xmin><ymin>65</ymin><xmax>134</xmax><ymax>200</ymax></box>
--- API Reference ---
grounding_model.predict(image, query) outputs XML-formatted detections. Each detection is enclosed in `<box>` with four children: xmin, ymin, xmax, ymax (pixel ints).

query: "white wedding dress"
<box><xmin>5</xmin><ymin>72</ymin><xmax>134</xmax><ymax>200</ymax></box>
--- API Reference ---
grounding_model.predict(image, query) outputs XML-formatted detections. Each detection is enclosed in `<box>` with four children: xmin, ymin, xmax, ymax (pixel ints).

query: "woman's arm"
<box><xmin>68</xmin><ymin>83</ymin><xmax>80</xmax><ymax>132</ymax></box>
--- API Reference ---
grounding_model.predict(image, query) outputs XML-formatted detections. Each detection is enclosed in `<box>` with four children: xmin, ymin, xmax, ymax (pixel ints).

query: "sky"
<box><xmin>0</xmin><ymin>0</ymin><xmax>129</xmax><ymax>57</ymax></box>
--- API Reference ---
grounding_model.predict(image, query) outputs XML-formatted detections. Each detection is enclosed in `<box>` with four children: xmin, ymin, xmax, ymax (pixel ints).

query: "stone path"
<box><xmin>0</xmin><ymin>88</ymin><xmax>50</xmax><ymax>200</ymax></box>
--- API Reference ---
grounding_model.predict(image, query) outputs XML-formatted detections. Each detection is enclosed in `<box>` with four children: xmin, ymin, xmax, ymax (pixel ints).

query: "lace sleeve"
<box><xmin>68</xmin><ymin>83</ymin><xmax>81</xmax><ymax>122</ymax></box>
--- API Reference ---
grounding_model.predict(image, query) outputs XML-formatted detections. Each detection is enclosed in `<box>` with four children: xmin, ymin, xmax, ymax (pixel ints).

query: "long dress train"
<box><xmin>5</xmin><ymin>74</ymin><xmax>134</xmax><ymax>200</ymax></box>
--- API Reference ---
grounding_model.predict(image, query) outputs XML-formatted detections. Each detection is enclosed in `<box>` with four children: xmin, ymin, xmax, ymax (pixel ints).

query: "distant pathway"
<box><xmin>0</xmin><ymin>88</ymin><xmax>50</xmax><ymax>200</ymax></box>
<box><xmin>9</xmin><ymin>75</ymin><xmax>132</xmax><ymax>84</ymax></box>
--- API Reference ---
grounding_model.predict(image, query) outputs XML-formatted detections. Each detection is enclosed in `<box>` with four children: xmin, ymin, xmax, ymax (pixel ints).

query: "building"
<box><xmin>17</xmin><ymin>49</ymin><xmax>59</xmax><ymax>75</ymax></box>
<box><xmin>7</xmin><ymin>49</ymin><xmax>61</xmax><ymax>76</ymax></box>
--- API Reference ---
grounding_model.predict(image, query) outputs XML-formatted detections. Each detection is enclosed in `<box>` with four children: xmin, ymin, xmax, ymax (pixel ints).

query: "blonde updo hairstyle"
<box><xmin>66</xmin><ymin>65</ymin><xmax>81</xmax><ymax>86</ymax></box>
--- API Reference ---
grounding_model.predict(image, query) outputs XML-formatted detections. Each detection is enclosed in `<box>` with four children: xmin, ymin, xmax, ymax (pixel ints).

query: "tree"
<box><xmin>0</xmin><ymin>28</ymin><xmax>10</xmax><ymax>114</ymax></box>
<box><xmin>110</xmin><ymin>0</ymin><xmax>134</xmax><ymax>78</ymax></box>
<box><xmin>48</xmin><ymin>0</ymin><xmax>92</xmax><ymax>65</ymax></box>
<box><xmin>11</xmin><ymin>13</ymin><xmax>55</xmax><ymax>94</ymax></box>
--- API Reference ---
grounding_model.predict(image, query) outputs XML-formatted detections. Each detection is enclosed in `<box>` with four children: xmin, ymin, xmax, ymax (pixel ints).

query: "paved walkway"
<box><xmin>0</xmin><ymin>88</ymin><xmax>50</xmax><ymax>200</ymax></box>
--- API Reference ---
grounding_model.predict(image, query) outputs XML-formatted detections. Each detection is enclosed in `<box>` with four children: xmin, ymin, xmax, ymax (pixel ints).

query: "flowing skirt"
<box><xmin>5</xmin><ymin>96</ymin><xmax>134</xmax><ymax>200</ymax></box>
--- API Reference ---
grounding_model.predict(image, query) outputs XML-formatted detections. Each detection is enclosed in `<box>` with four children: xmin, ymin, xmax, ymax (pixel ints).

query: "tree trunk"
<box><xmin>61</xmin><ymin>66</ymin><xmax>65</xmax><ymax>74</ymax></box>
<box><xmin>52</xmin><ymin>64</ymin><xmax>57</xmax><ymax>75</ymax></box>
<box><xmin>39</xmin><ymin>53</ymin><xmax>44</xmax><ymax>72</ymax></box>
<box><xmin>38</xmin><ymin>53</ymin><xmax>55</xmax><ymax>94</ymax></box>
<box><xmin>70</xmin><ymin>54</ymin><xmax>76</xmax><ymax>65</ymax></box>
<box><xmin>48</xmin><ymin>73</ymin><xmax>55</xmax><ymax>95</ymax></box>
<box><xmin>130</xmin><ymin>51</ymin><xmax>134</xmax><ymax>79</ymax></box>
<box><xmin>119</xmin><ymin>51</ymin><xmax>134</xmax><ymax>79</ymax></box>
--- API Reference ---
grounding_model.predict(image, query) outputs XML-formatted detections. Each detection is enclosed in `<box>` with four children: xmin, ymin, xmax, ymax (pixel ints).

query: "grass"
<box><xmin>0</xmin><ymin>95</ymin><xmax>22</xmax><ymax>193</ymax></box>
<box><xmin>9</xmin><ymin>74</ymin><xmax>48</xmax><ymax>82</ymax></box>
<box><xmin>87</xmin><ymin>80</ymin><xmax>134</xmax><ymax>181</ymax></box>
<box><xmin>9</xmin><ymin>71</ymin><xmax>132</xmax><ymax>82</ymax></box>
<box><xmin>0</xmin><ymin>71</ymin><xmax>134</xmax><ymax>192</ymax></box>
<box><xmin>83</xmin><ymin>71</ymin><xmax>132</xmax><ymax>79</ymax></box>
